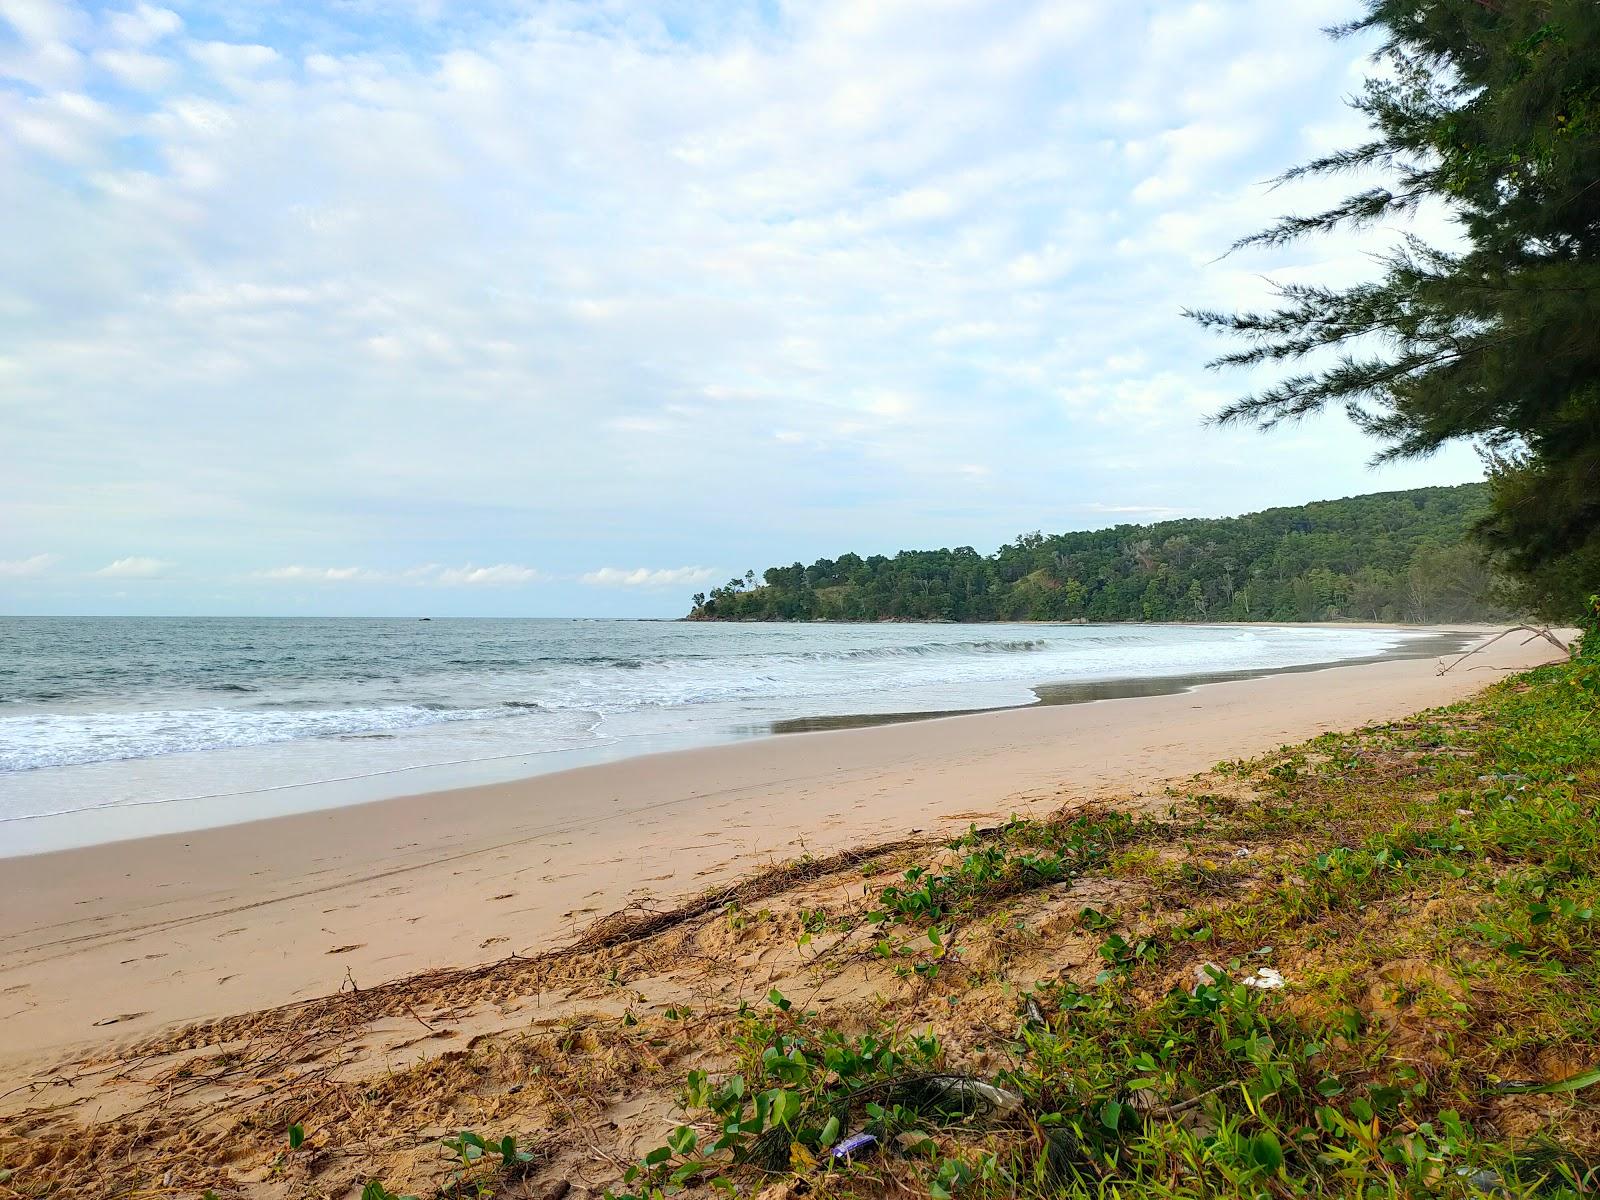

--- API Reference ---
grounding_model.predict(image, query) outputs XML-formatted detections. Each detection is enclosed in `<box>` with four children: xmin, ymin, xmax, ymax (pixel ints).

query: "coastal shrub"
<box><xmin>869</xmin><ymin>812</ymin><xmax>1143</xmax><ymax>931</ymax></box>
<box><xmin>442</xmin><ymin>1130</ymin><xmax>538</xmax><ymax>1178</ymax></box>
<box><xmin>610</xmin><ymin>988</ymin><xmax>990</xmax><ymax>1196</ymax></box>
<box><xmin>1575</xmin><ymin>592</ymin><xmax>1600</xmax><ymax>662</ymax></box>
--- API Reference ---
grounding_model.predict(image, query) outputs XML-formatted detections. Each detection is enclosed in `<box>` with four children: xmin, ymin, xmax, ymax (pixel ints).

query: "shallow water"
<box><xmin>0</xmin><ymin>617</ymin><xmax>1431</xmax><ymax>837</ymax></box>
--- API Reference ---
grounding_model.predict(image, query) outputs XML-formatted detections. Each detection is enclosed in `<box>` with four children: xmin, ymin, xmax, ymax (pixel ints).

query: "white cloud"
<box><xmin>93</xmin><ymin>48</ymin><xmax>175</xmax><ymax>90</ymax></box>
<box><xmin>105</xmin><ymin>4</ymin><xmax>181</xmax><ymax>47</ymax></box>
<box><xmin>606</xmin><ymin>415</ymin><xmax>672</xmax><ymax>435</ymax></box>
<box><xmin>1081</xmin><ymin>502</ymin><xmax>1191</xmax><ymax>517</ymax></box>
<box><xmin>95</xmin><ymin>555</ymin><xmax>171</xmax><ymax>577</ymax></box>
<box><xmin>254</xmin><ymin>563</ymin><xmax>541</xmax><ymax>586</ymax></box>
<box><xmin>187</xmin><ymin>41</ymin><xmax>279</xmax><ymax>79</ymax></box>
<box><xmin>0</xmin><ymin>0</ymin><xmax>81</xmax><ymax>45</ymax></box>
<box><xmin>7</xmin><ymin>91</ymin><xmax>118</xmax><ymax>162</ymax></box>
<box><xmin>432</xmin><ymin>563</ymin><xmax>542</xmax><ymax>586</ymax></box>
<box><xmin>0</xmin><ymin>553</ymin><xmax>58</xmax><ymax>577</ymax></box>
<box><xmin>256</xmin><ymin>565</ymin><xmax>383</xmax><ymax>583</ymax></box>
<box><xmin>0</xmin><ymin>1</ymin><xmax>85</xmax><ymax>90</ymax></box>
<box><xmin>886</xmin><ymin>186</ymin><xmax>957</xmax><ymax>222</ymax></box>
<box><xmin>582</xmin><ymin>567</ymin><xmax>719</xmax><ymax>589</ymax></box>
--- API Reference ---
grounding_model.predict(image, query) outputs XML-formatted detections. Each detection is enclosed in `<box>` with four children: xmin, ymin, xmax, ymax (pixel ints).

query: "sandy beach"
<box><xmin>0</xmin><ymin>627</ymin><xmax>1567</xmax><ymax>1083</ymax></box>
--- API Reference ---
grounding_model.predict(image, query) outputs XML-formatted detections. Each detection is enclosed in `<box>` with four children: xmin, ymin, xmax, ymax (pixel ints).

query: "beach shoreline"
<box><xmin>0</xmin><ymin>625</ymin><xmax>1568</xmax><ymax>1082</ymax></box>
<box><xmin>0</xmin><ymin>620</ymin><xmax>1463</xmax><ymax>857</ymax></box>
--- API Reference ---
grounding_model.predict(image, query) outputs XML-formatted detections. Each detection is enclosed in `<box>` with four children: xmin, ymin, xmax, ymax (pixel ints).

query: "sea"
<box><xmin>0</xmin><ymin>617</ymin><xmax>1438</xmax><ymax>854</ymax></box>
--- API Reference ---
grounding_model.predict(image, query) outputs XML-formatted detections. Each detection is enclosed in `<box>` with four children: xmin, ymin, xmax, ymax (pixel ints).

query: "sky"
<box><xmin>0</xmin><ymin>0</ymin><xmax>1485</xmax><ymax>618</ymax></box>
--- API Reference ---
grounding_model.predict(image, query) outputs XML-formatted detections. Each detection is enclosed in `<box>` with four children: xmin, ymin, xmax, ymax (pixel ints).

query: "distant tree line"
<box><xmin>688</xmin><ymin>485</ymin><xmax>1507</xmax><ymax>624</ymax></box>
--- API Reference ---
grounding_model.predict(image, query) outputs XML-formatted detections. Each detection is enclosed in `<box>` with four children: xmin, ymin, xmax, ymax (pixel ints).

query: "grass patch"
<box><xmin>606</xmin><ymin>652</ymin><xmax>1600</xmax><ymax>1199</ymax></box>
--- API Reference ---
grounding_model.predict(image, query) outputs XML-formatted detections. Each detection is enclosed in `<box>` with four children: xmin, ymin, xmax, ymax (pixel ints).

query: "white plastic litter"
<box><xmin>1242</xmin><ymin>967</ymin><xmax>1285</xmax><ymax>990</ymax></box>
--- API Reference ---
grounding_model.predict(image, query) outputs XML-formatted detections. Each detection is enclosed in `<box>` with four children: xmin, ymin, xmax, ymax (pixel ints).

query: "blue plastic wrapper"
<box><xmin>828</xmin><ymin>1132</ymin><xmax>878</xmax><ymax>1161</ymax></box>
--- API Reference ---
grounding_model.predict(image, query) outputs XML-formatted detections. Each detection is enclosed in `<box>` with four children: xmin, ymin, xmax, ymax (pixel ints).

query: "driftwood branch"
<box><xmin>1437</xmin><ymin>627</ymin><xmax>1571</xmax><ymax>675</ymax></box>
<box><xmin>1155</xmin><ymin>1082</ymin><xmax>1233</xmax><ymax>1117</ymax></box>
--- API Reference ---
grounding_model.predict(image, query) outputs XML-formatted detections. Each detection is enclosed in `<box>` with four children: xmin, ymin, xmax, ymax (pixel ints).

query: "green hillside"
<box><xmin>688</xmin><ymin>484</ymin><xmax>1504</xmax><ymax>624</ymax></box>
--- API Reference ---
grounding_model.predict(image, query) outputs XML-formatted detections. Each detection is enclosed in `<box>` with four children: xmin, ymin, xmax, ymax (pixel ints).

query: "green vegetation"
<box><xmin>610</xmin><ymin>607</ymin><xmax>1599</xmax><ymax>1199</ymax></box>
<box><xmin>689</xmin><ymin>484</ymin><xmax>1503</xmax><ymax>623</ymax></box>
<box><xmin>1192</xmin><ymin>0</ymin><xmax>1600</xmax><ymax>619</ymax></box>
<box><xmin>867</xmin><ymin>814</ymin><xmax>1144</xmax><ymax>932</ymax></box>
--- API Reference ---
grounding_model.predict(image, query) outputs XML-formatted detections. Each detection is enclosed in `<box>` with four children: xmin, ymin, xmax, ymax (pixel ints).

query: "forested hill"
<box><xmin>687</xmin><ymin>484</ymin><xmax>1505</xmax><ymax>624</ymax></box>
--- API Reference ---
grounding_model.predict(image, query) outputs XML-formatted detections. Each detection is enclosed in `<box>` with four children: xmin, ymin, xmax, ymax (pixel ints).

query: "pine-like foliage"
<box><xmin>1189</xmin><ymin>0</ymin><xmax>1599</xmax><ymax>618</ymax></box>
